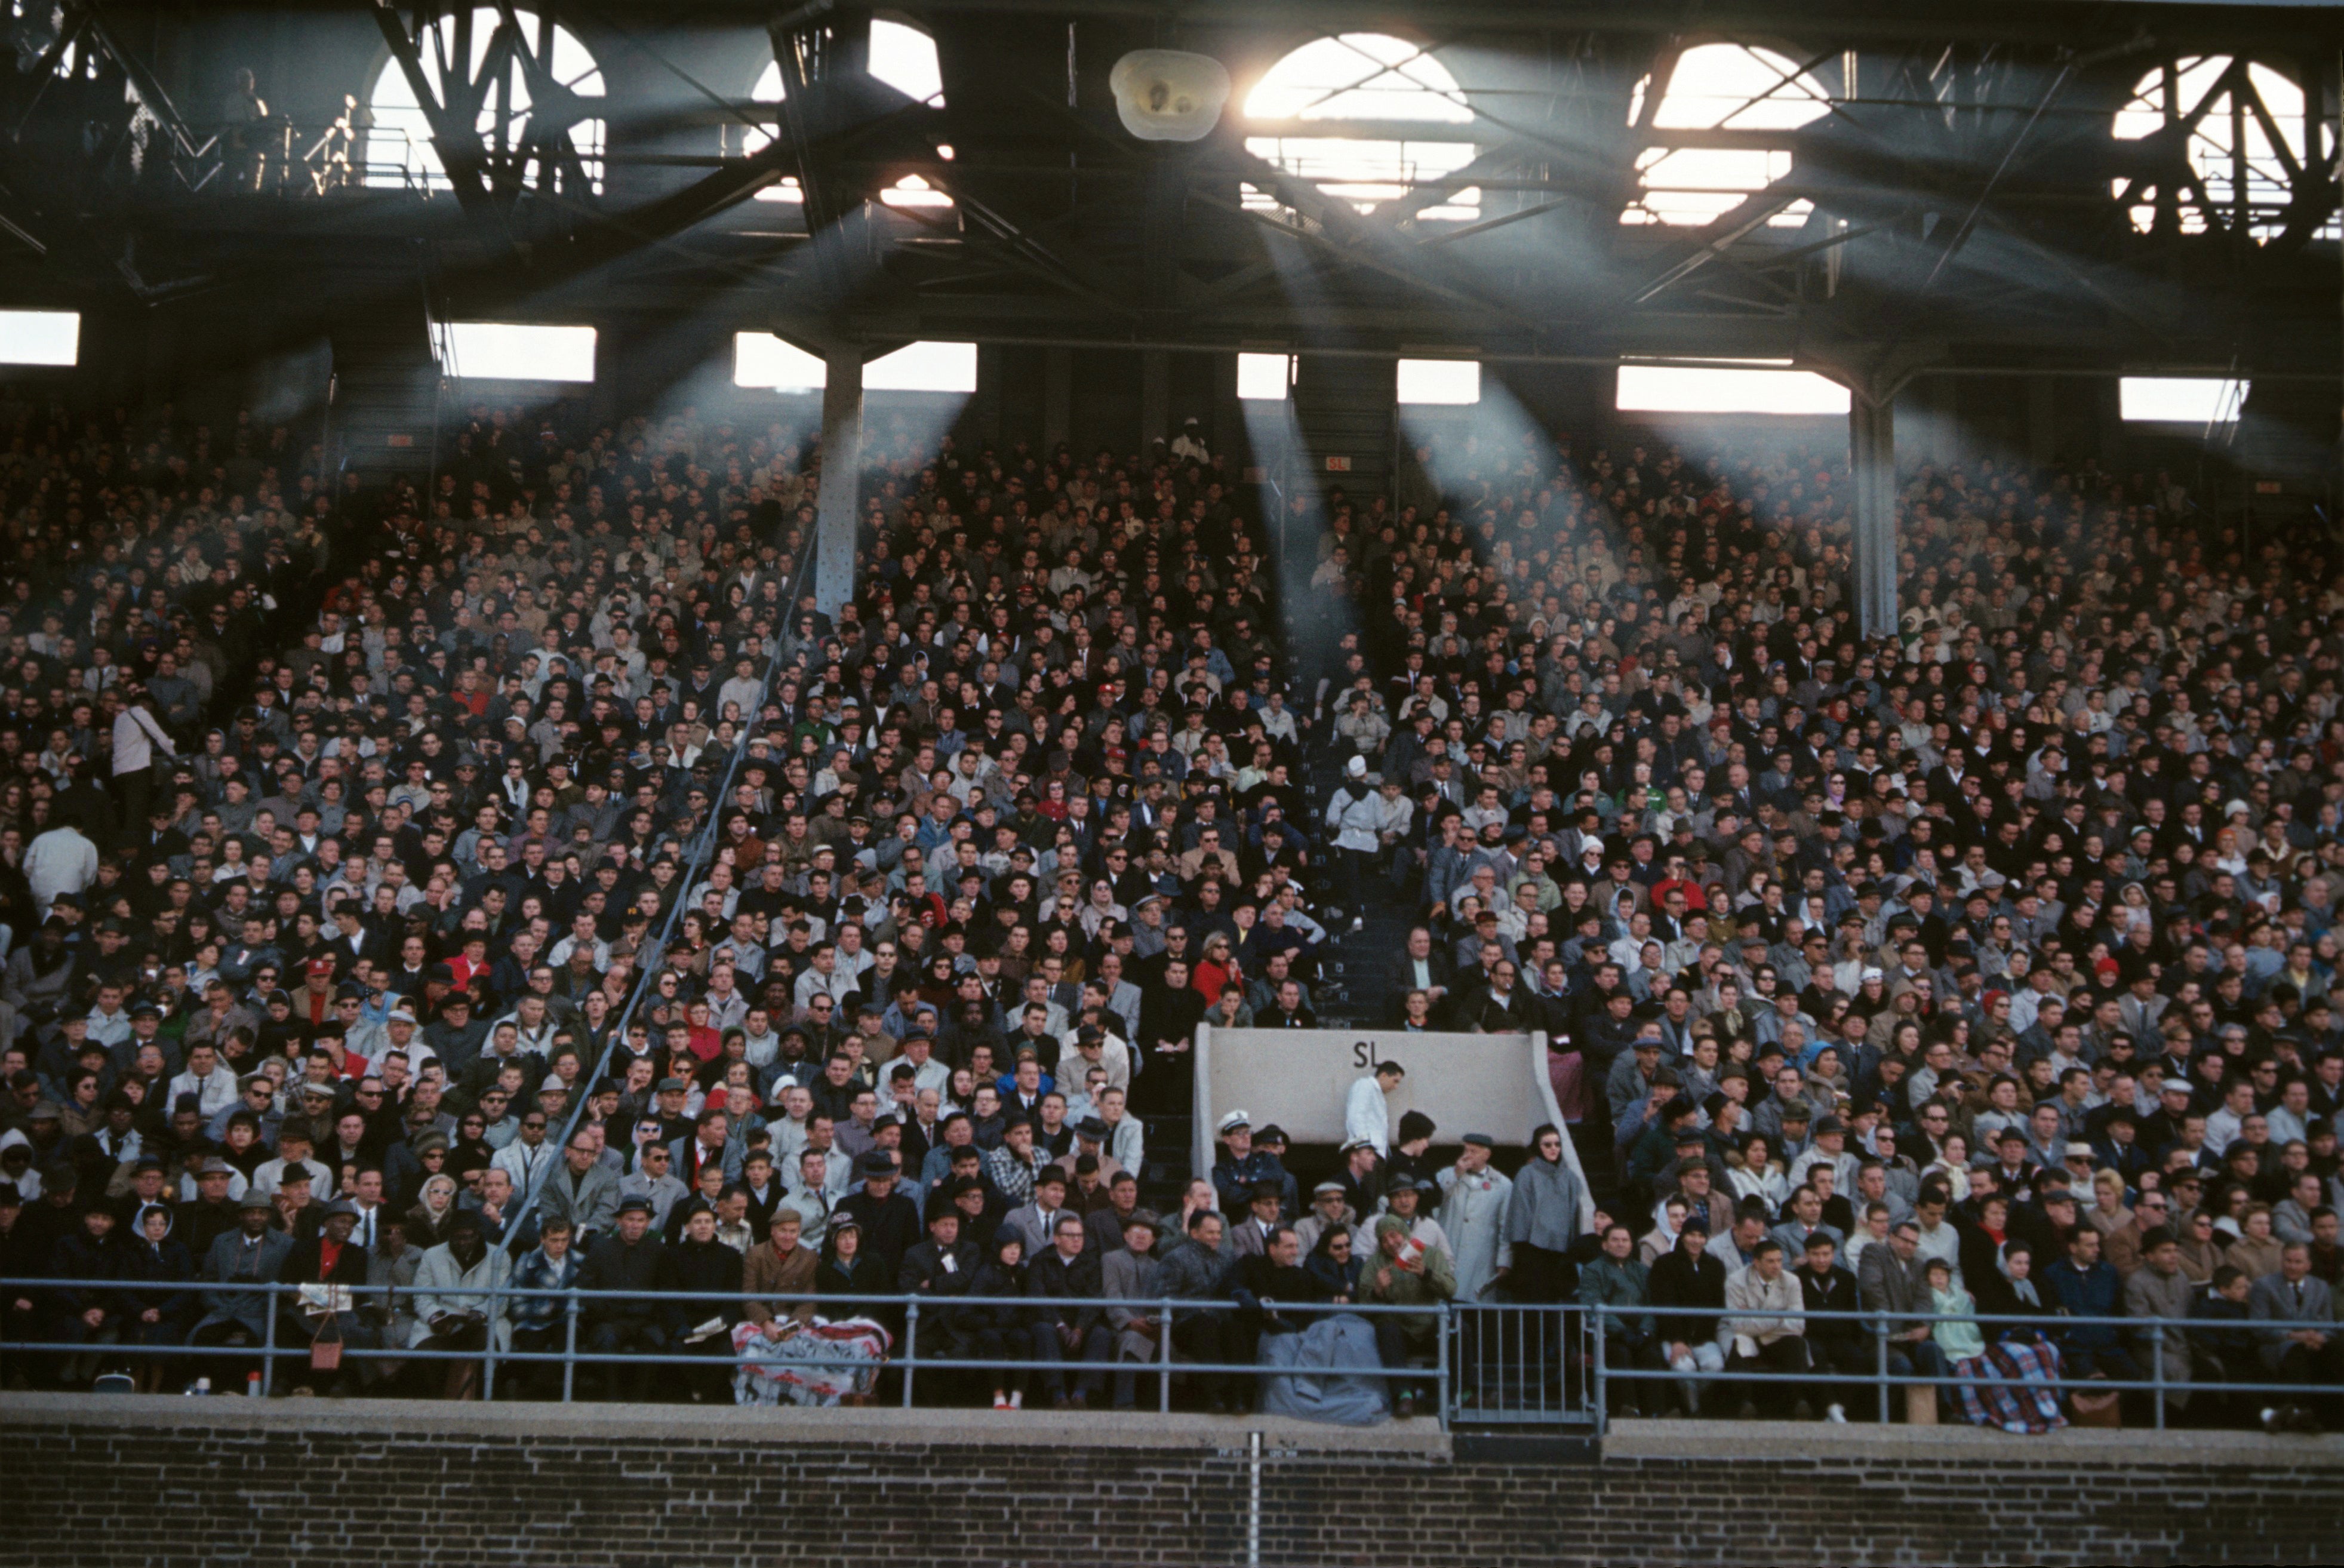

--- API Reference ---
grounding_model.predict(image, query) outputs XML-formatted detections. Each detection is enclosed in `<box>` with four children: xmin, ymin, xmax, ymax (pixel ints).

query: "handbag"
<box><xmin>309</xmin><ymin>1312</ymin><xmax>344</xmax><ymax>1372</ymax></box>
<box><xmin>2069</xmin><ymin>1374</ymin><xmax>2121</xmax><ymax>1428</ymax></box>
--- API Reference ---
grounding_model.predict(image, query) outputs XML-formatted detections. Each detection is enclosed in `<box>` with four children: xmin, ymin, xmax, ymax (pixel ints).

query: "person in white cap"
<box><xmin>1325</xmin><ymin>754</ymin><xmax>1384</xmax><ymax>931</ymax></box>
<box><xmin>1210</xmin><ymin>1110</ymin><xmax>1280</xmax><ymax>1212</ymax></box>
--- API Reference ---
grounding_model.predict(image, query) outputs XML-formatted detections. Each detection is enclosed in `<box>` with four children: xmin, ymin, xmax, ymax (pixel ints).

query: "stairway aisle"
<box><xmin>1301</xmin><ymin>746</ymin><xmax>1622</xmax><ymax>1212</ymax></box>
<box><xmin>1305</xmin><ymin>749</ymin><xmax>1414</xmax><ymax>1030</ymax></box>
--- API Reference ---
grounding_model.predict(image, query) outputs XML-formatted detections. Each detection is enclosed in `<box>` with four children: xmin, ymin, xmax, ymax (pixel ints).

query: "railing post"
<box><xmin>1435</xmin><ymin>1301</ymin><xmax>1451</xmax><ymax>1433</ymax></box>
<box><xmin>482</xmin><ymin>1309</ymin><xmax>499</xmax><ymax>1402</ymax></box>
<box><xmin>1591</xmin><ymin>1306</ymin><xmax>1607</xmax><ymax>1436</ymax></box>
<box><xmin>1875</xmin><ymin>1311</ymin><xmax>1890</xmax><ymax>1425</ymax></box>
<box><xmin>1159</xmin><ymin>1298</ymin><xmax>1174</xmax><ymax>1414</ymax></box>
<box><xmin>561</xmin><ymin>1292</ymin><xmax>580</xmax><ymax>1404</ymax></box>
<box><xmin>901</xmin><ymin>1300</ymin><xmax>919</xmax><ymax>1409</ymax></box>
<box><xmin>2151</xmin><ymin>1321</ymin><xmax>2167</xmax><ymax>1431</ymax></box>
<box><xmin>260</xmin><ymin>1287</ymin><xmax>278</xmax><ymax>1397</ymax></box>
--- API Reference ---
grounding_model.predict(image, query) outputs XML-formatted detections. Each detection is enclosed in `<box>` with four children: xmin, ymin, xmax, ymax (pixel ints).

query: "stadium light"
<box><xmin>1109</xmin><ymin>50</ymin><xmax>1231</xmax><ymax>142</ymax></box>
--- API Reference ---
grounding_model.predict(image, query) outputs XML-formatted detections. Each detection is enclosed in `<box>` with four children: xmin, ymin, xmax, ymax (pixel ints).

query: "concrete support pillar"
<box><xmin>1140</xmin><ymin>349</ymin><xmax>1170</xmax><ymax>454</ymax></box>
<box><xmin>1850</xmin><ymin>395</ymin><xmax>1898</xmax><ymax>641</ymax></box>
<box><xmin>814</xmin><ymin>346</ymin><xmax>863</xmax><ymax>620</ymax></box>
<box><xmin>1042</xmin><ymin>348</ymin><xmax>1071</xmax><ymax>451</ymax></box>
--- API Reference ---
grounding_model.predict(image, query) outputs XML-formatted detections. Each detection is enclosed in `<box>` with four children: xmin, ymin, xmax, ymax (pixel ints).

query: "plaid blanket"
<box><xmin>731</xmin><ymin>1317</ymin><xmax>893</xmax><ymax>1407</ymax></box>
<box><xmin>1949</xmin><ymin>1335</ymin><xmax>2069</xmax><ymax>1435</ymax></box>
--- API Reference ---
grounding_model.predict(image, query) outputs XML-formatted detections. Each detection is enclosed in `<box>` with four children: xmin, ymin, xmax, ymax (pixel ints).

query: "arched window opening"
<box><xmin>365</xmin><ymin>7</ymin><xmax>605</xmax><ymax>193</ymax></box>
<box><xmin>1622</xmin><ymin>43</ymin><xmax>1828</xmax><ymax>227</ymax></box>
<box><xmin>1242</xmin><ymin>33</ymin><xmax>1478</xmax><ymax>220</ymax></box>
<box><xmin>2112</xmin><ymin>59</ymin><xmax>2328</xmax><ymax>241</ymax></box>
<box><xmin>744</xmin><ymin>21</ymin><xmax>947</xmax><ymax>207</ymax></box>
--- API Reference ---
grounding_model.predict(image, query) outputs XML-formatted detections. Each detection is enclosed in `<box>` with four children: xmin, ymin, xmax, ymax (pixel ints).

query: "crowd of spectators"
<box><xmin>1317</xmin><ymin>429</ymin><xmax>2344</xmax><ymax>1429</ymax></box>
<box><xmin>0</xmin><ymin>385</ymin><xmax>1407</xmax><ymax>1412</ymax></box>
<box><xmin>4</xmin><ymin>373</ymin><xmax>2342</xmax><ymax>1431</ymax></box>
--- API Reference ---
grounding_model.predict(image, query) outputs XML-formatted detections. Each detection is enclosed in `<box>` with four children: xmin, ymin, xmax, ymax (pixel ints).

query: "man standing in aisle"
<box><xmin>1345</xmin><ymin>1058</ymin><xmax>1405</xmax><ymax>1157</ymax></box>
<box><xmin>1324</xmin><ymin>755</ymin><xmax>1384</xmax><ymax>931</ymax></box>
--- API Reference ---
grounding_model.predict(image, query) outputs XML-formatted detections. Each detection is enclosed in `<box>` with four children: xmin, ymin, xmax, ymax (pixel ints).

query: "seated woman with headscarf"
<box><xmin>118</xmin><ymin>1203</ymin><xmax>196</xmax><ymax>1392</ymax></box>
<box><xmin>964</xmin><ymin>1228</ymin><xmax>1037</xmax><ymax>1412</ymax></box>
<box><xmin>405</xmin><ymin>1173</ymin><xmax>462</xmax><ymax>1249</ymax></box>
<box><xmin>1725</xmin><ymin>1133</ymin><xmax>1789</xmax><ymax>1220</ymax></box>
<box><xmin>1304</xmin><ymin>1222</ymin><xmax>1365</xmax><ymax>1305</ymax></box>
<box><xmin>1948</xmin><ymin>1245</ymin><xmax>2068</xmax><ymax>1434</ymax></box>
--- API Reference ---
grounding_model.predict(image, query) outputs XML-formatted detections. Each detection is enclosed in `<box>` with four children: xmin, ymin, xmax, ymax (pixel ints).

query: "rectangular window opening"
<box><xmin>1396</xmin><ymin>358</ymin><xmax>1480</xmax><ymax>406</ymax></box>
<box><xmin>1615</xmin><ymin>361</ymin><xmax>1848</xmax><ymax>416</ymax></box>
<box><xmin>0</xmin><ymin>310</ymin><xmax>80</xmax><ymax>367</ymax></box>
<box><xmin>1236</xmin><ymin>352</ymin><xmax>1293</xmax><ymax>402</ymax></box>
<box><xmin>436</xmin><ymin>322</ymin><xmax>596</xmax><ymax>383</ymax></box>
<box><xmin>2119</xmin><ymin>377</ymin><xmax>2247</xmax><ymax>424</ymax></box>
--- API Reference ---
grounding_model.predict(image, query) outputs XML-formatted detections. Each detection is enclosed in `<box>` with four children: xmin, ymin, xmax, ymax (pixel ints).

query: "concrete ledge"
<box><xmin>17</xmin><ymin>1392</ymin><xmax>2339</xmax><ymax>1470</ymax></box>
<box><xmin>0</xmin><ymin>1390</ymin><xmax>1451</xmax><ymax>1453</ymax></box>
<box><xmin>1602</xmin><ymin>1416</ymin><xmax>2344</xmax><ymax>1467</ymax></box>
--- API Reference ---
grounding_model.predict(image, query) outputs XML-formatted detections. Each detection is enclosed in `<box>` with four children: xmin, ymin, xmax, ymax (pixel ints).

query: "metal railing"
<box><xmin>165</xmin><ymin>121</ymin><xmax>439</xmax><ymax>199</ymax></box>
<box><xmin>1582</xmin><ymin>1299</ymin><xmax>2328</xmax><ymax>1433</ymax></box>
<box><xmin>0</xmin><ymin>1277</ymin><xmax>1450</xmax><ymax>1422</ymax></box>
<box><xmin>8</xmin><ymin>1274</ymin><xmax>2330</xmax><ymax>1434</ymax></box>
<box><xmin>1449</xmin><ymin>1299</ymin><xmax>1596</xmax><ymax>1426</ymax></box>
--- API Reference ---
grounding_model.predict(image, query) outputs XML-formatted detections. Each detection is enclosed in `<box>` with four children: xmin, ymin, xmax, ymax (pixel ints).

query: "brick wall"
<box><xmin>7</xmin><ymin>1400</ymin><xmax>2341</xmax><ymax>1567</ymax></box>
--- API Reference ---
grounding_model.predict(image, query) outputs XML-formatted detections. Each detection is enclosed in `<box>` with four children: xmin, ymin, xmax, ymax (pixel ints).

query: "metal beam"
<box><xmin>1142</xmin><ymin>150</ymin><xmax>1186</xmax><ymax>309</ymax></box>
<box><xmin>921</xmin><ymin>167</ymin><xmax>1145</xmax><ymax>319</ymax></box>
<box><xmin>1203</xmin><ymin>139</ymin><xmax>1542</xmax><ymax>330</ymax></box>
<box><xmin>1628</xmin><ymin>186</ymin><xmax>1809</xmax><ymax>303</ymax></box>
<box><xmin>635</xmin><ymin>0</ymin><xmax>2344</xmax><ymax>52</ymax></box>
<box><xmin>367</xmin><ymin>0</ymin><xmax>505</xmax><ymax>236</ymax></box>
<box><xmin>1382</xmin><ymin>138</ymin><xmax>1547</xmax><ymax>226</ymax></box>
<box><xmin>768</xmin><ymin>7</ymin><xmax>871</xmax><ymax>238</ymax></box>
<box><xmin>488</xmin><ymin>1</ymin><xmax>599</xmax><ymax>201</ymax></box>
<box><xmin>1417</xmin><ymin>197</ymin><xmax>1572</xmax><ymax>247</ymax></box>
<box><xmin>0</xmin><ymin>178</ymin><xmax>48</xmax><ymax>258</ymax></box>
<box><xmin>1912</xmin><ymin>57</ymin><xmax>2078</xmax><ymax>298</ymax></box>
<box><xmin>429</xmin><ymin>94</ymin><xmax>937</xmax><ymax>311</ymax></box>
<box><xmin>67</xmin><ymin>2</ymin><xmax>206</xmax><ymax>158</ymax></box>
